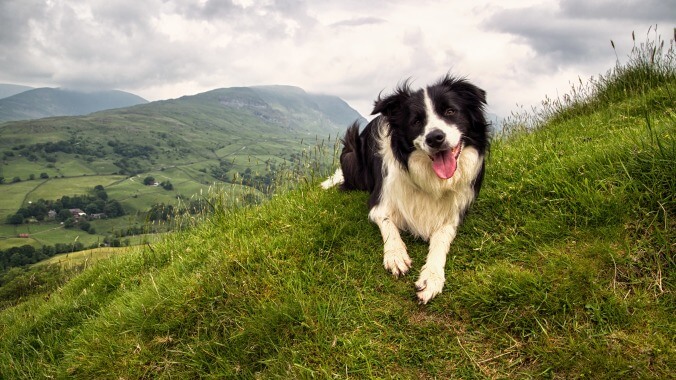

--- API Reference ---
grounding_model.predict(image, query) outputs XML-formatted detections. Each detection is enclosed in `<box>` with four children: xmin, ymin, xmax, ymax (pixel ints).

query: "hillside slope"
<box><xmin>1</xmin><ymin>57</ymin><xmax>674</xmax><ymax>377</ymax></box>
<box><xmin>0</xmin><ymin>88</ymin><xmax>148</xmax><ymax>122</ymax></box>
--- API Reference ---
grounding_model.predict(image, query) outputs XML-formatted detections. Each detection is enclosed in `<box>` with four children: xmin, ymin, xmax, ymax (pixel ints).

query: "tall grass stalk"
<box><xmin>502</xmin><ymin>26</ymin><xmax>674</xmax><ymax>134</ymax></box>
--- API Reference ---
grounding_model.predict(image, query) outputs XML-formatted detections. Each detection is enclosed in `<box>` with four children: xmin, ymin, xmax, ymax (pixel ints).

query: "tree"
<box><xmin>103</xmin><ymin>200</ymin><xmax>125</xmax><ymax>217</ymax></box>
<box><xmin>143</xmin><ymin>176</ymin><xmax>155</xmax><ymax>185</ymax></box>
<box><xmin>7</xmin><ymin>213</ymin><xmax>23</xmax><ymax>225</ymax></box>
<box><xmin>148</xmin><ymin>203</ymin><xmax>173</xmax><ymax>221</ymax></box>
<box><xmin>160</xmin><ymin>181</ymin><xmax>174</xmax><ymax>190</ymax></box>
<box><xmin>64</xmin><ymin>218</ymin><xmax>76</xmax><ymax>229</ymax></box>
<box><xmin>40</xmin><ymin>172</ymin><xmax>49</xmax><ymax>179</ymax></box>
<box><xmin>12</xmin><ymin>177</ymin><xmax>21</xmax><ymax>183</ymax></box>
<box><xmin>57</xmin><ymin>209</ymin><xmax>72</xmax><ymax>222</ymax></box>
<box><xmin>85</xmin><ymin>200</ymin><xmax>105</xmax><ymax>214</ymax></box>
<box><xmin>79</xmin><ymin>220</ymin><xmax>91</xmax><ymax>232</ymax></box>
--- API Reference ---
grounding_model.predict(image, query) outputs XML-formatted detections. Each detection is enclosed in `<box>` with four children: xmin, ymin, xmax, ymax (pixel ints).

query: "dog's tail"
<box><xmin>321</xmin><ymin>121</ymin><xmax>361</xmax><ymax>190</ymax></box>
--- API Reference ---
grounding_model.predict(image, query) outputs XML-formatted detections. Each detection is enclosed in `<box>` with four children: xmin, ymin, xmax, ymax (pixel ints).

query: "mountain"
<box><xmin>0</xmin><ymin>88</ymin><xmax>148</xmax><ymax>122</ymax></box>
<box><xmin>179</xmin><ymin>85</ymin><xmax>365</xmax><ymax>135</ymax></box>
<box><xmin>0</xmin><ymin>84</ymin><xmax>34</xmax><ymax>100</ymax></box>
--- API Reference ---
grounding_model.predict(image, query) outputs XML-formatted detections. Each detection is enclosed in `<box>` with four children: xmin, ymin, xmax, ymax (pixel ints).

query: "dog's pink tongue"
<box><xmin>432</xmin><ymin>150</ymin><xmax>457</xmax><ymax>179</ymax></box>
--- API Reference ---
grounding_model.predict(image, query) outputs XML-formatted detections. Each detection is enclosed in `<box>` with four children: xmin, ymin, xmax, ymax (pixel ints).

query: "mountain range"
<box><xmin>0</xmin><ymin>87</ymin><xmax>148</xmax><ymax>122</ymax></box>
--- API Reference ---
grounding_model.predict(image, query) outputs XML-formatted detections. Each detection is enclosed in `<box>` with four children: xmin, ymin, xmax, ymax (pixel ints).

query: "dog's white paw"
<box><xmin>415</xmin><ymin>265</ymin><xmax>445</xmax><ymax>304</ymax></box>
<box><xmin>383</xmin><ymin>244</ymin><xmax>411</xmax><ymax>277</ymax></box>
<box><xmin>320</xmin><ymin>168</ymin><xmax>344</xmax><ymax>189</ymax></box>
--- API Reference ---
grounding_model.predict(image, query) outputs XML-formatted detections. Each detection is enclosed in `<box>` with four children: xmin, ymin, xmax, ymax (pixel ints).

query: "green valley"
<box><xmin>0</xmin><ymin>85</ymin><xmax>363</xmax><ymax>262</ymax></box>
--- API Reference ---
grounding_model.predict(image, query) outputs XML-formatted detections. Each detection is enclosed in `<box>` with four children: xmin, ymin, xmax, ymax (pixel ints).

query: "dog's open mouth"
<box><xmin>430</xmin><ymin>143</ymin><xmax>463</xmax><ymax>179</ymax></box>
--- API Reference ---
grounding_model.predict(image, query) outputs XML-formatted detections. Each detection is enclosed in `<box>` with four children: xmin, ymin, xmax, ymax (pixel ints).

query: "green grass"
<box><xmin>24</xmin><ymin>175</ymin><xmax>125</xmax><ymax>202</ymax></box>
<box><xmin>0</xmin><ymin>180</ymin><xmax>38</xmax><ymax>221</ymax></box>
<box><xmin>34</xmin><ymin>246</ymin><xmax>133</xmax><ymax>269</ymax></box>
<box><xmin>0</xmin><ymin>32</ymin><xmax>673</xmax><ymax>378</ymax></box>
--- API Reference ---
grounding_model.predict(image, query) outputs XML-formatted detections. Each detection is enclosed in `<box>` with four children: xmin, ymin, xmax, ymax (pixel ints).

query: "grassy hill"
<box><xmin>0</xmin><ymin>88</ymin><xmax>148</xmax><ymax>122</ymax></box>
<box><xmin>0</xmin><ymin>38</ymin><xmax>673</xmax><ymax>378</ymax></box>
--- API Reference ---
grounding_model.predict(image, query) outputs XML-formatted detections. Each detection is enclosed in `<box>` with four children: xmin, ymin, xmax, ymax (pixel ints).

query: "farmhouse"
<box><xmin>69</xmin><ymin>208</ymin><xmax>87</xmax><ymax>219</ymax></box>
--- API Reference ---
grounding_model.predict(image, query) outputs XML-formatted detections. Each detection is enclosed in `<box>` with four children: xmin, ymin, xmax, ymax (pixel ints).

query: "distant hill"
<box><xmin>0</xmin><ymin>88</ymin><xmax>148</xmax><ymax>122</ymax></box>
<box><xmin>0</xmin><ymin>84</ymin><xmax>33</xmax><ymax>99</ymax></box>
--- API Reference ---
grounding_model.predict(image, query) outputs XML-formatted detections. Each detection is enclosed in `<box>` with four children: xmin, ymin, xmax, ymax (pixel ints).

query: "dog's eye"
<box><xmin>445</xmin><ymin>108</ymin><xmax>456</xmax><ymax>116</ymax></box>
<box><xmin>413</xmin><ymin>119</ymin><xmax>422</xmax><ymax>127</ymax></box>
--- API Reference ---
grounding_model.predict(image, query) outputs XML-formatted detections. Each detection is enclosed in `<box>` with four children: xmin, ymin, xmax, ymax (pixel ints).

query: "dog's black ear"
<box><xmin>371</xmin><ymin>93</ymin><xmax>403</xmax><ymax>116</ymax></box>
<box><xmin>458</xmin><ymin>82</ymin><xmax>487</xmax><ymax>107</ymax></box>
<box><xmin>371</xmin><ymin>80</ymin><xmax>412</xmax><ymax>116</ymax></box>
<box><xmin>440</xmin><ymin>75</ymin><xmax>487</xmax><ymax>107</ymax></box>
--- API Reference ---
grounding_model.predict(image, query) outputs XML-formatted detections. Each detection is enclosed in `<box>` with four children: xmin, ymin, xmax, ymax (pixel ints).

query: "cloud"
<box><xmin>486</xmin><ymin>0</ymin><xmax>673</xmax><ymax>71</ymax></box>
<box><xmin>0</xmin><ymin>0</ymin><xmax>671</xmax><ymax>119</ymax></box>
<box><xmin>329</xmin><ymin>17</ymin><xmax>386</xmax><ymax>28</ymax></box>
<box><xmin>559</xmin><ymin>0</ymin><xmax>674</xmax><ymax>20</ymax></box>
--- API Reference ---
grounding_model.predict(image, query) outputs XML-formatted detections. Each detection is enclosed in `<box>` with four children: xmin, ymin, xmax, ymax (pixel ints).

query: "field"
<box><xmin>0</xmin><ymin>180</ymin><xmax>37</xmax><ymax>221</ymax></box>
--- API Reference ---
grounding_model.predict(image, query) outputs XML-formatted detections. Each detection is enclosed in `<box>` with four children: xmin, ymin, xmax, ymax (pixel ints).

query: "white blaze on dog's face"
<box><xmin>412</xmin><ymin>89</ymin><xmax>463</xmax><ymax>179</ymax></box>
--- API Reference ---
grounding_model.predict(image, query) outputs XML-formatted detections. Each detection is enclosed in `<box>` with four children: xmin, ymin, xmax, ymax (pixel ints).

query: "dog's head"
<box><xmin>372</xmin><ymin>75</ymin><xmax>488</xmax><ymax>179</ymax></box>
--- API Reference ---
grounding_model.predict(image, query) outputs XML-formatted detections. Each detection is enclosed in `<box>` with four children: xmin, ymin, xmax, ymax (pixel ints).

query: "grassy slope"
<box><xmin>0</xmin><ymin>72</ymin><xmax>674</xmax><ymax>378</ymax></box>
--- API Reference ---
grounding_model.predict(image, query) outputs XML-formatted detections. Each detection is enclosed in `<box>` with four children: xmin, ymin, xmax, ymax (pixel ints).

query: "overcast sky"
<box><xmin>0</xmin><ymin>0</ymin><xmax>673</xmax><ymax>118</ymax></box>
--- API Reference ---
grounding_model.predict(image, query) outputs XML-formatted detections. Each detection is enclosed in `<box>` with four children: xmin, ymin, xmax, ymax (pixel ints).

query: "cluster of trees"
<box><xmin>147</xmin><ymin>203</ymin><xmax>175</xmax><ymax>221</ymax></box>
<box><xmin>109</xmin><ymin>141</ymin><xmax>158</xmax><ymax>175</ymax></box>
<box><xmin>0</xmin><ymin>264</ymin><xmax>73</xmax><ymax>308</ymax></box>
<box><xmin>0</xmin><ymin>237</ymin><xmax>130</xmax><ymax>277</ymax></box>
<box><xmin>205</xmin><ymin>160</ymin><xmax>279</xmax><ymax>194</ymax></box>
<box><xmin>0</xmin><ymin>243</ymin><xmax>83</xmax><ymax>270</ymax></box>
<box><xmin>143</xmin><ymin>176</ymin><xmax>174</xmax><ymax>190</ymax></box>
<box><xmin>208</xmin><ymin>159</ymin><xmax>235</xmax><ymax>182</ymax></box>
<box><xmin>235</xmin><ymin>166</ymin><xmax>278</xmax><ymax>194</ymax></box>
<box><xmin>108</xmin><ymin>140</ymin><xmax>155</xmax><ymax>159</ymax></box>
<box><xmin>5</xmin><ymin>139</ymin><xmax>105</xmax><ymax>163</ymax></box>
<box><xmin>0</xmin><ymin>173</ymin><xmax>51</xmax><ymax>184</ymax></box>
<box><xmin>5</xmin><ymin>185</ymin><xmax>125</xmax><ymax>225</ymax></box>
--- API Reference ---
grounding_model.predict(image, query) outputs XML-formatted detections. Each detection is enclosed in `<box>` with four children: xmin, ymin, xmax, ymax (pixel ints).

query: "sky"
<box><xmin>0</xmin><ymin>0</ymin><xmax>673</xmax><ymax>119</ymax></box>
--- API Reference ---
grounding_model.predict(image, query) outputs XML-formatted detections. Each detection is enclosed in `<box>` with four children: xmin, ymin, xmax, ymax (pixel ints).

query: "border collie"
<box><xmin>322</xmin><ymin>75</ymin><xmax>489</xmax><ymax>304</ymax></box>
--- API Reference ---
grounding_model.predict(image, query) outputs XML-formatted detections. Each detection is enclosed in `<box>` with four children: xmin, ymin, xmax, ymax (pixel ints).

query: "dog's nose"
<box><xmin>425</xmin><ymin>129</ymin><xmax>446</xmax><ymax>148</ymax></box>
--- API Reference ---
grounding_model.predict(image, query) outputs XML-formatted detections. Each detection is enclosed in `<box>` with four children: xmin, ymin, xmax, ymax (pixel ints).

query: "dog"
<box><xmin>321</xmin><ymin>75</ymin><xmax>489</xmax><ymax>304</ymax></box>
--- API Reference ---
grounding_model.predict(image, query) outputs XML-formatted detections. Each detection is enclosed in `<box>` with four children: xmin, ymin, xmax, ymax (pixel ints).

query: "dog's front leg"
<box><xmin>415</xmin><ymin>224</ymin><xmax>457</xmax><ymax>304</ymax></box>
<box><xmin>369</xmin><ymin>206</ymin><xmax>411</xmax><ymax>277</ymax></box>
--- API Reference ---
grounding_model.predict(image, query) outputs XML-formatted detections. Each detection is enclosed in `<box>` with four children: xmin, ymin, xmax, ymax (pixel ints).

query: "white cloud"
<box><xmin>0</xmin><ymin>0</ymin><xmax>671</xmax><ymax>119</ymax></box>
